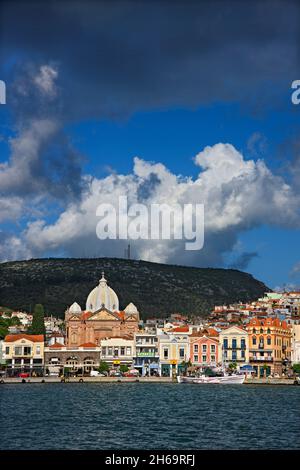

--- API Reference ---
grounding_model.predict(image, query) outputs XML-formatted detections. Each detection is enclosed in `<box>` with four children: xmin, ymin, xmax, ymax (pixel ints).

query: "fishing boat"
<box><xmin>177</xmin><ymin>374</ymin><xmax>245</xmax><ymax>384</ymax></box>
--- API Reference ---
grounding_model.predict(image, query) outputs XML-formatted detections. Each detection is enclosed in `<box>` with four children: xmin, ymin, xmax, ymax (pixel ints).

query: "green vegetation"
<box><xmin>292</xmin><ymin>364</ymin><xmax>300</xmax><ymax>375</ymax></box>
<box><xmin>120</xmin><ymin>364</ymin><xmax>129</xmax><ymax>373</ymax></box>
<box><xmin>0</xmin><ymin>315</ymin><xmax>21</xmax><ymax>339</ymax></box>
<box><xmin>98</xmin><ymin>361</ymin><xmax>109</xmax><ymax>374</ymax></box>
<box><xmin>28</xmin><ymin>304</ymin><xmax>46</xmax><ymax>336</ymax></box>
<box><xmin>0</xmin><ymin>257</ymin><xmax>269</xmax><ymax>318</ymax></box>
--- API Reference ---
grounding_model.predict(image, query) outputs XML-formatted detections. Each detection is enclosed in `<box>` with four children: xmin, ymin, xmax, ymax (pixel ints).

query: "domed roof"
<box><xmin>124</xmin><ymin>302</ymin><xmax>139</xmax><ymax>315</ymax></box>
<box><xmin>69</xmin><ymin>302</ymin><xmax>82</xmax><ymax>314</ymax></box>
<box><xmin>86</xmin><ymin>272</ymin><xmax>119</xmax><ymax>313</ymax></box>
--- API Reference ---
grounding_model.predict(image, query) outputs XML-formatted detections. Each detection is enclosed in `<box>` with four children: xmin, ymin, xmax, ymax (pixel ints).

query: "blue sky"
<box><xmin>0</xmin><ymin>1</ymin><xmax>300</xmax><ymax>289</ymax></box>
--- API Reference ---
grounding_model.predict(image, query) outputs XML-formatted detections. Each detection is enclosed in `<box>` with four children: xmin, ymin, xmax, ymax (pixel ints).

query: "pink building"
<box><xmin>190</xmin><ymin>335</ymin><xmax>219</xmax><ymax>367</ymax></box>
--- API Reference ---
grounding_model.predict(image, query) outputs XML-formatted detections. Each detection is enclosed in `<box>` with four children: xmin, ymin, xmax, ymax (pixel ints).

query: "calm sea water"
<box><xmin>0</xmin><ymin>383</ymin><xmax>299</xmax><ymax>450</ymax></box>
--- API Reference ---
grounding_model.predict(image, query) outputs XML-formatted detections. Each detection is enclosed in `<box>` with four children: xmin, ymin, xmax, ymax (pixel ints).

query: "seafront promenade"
<box><xmin>0</xmin><ymin>376</ymin><xmax>297</xmax><ymax>385</ymax></box>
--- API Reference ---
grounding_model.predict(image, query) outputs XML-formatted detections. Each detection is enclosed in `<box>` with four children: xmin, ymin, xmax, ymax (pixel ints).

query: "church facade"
<box><xmin>65</xmin><ymin>273</ymin><xmax>140</xmax><ymax>347</ymax></box>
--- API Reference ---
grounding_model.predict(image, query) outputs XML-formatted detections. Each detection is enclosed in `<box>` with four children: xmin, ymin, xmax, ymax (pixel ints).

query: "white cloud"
<box><xmin>34</xmin><ymin>65</ymin><xmax>58</xmax><ymax>98</ymax></box>
<box><xmin>11</xmin><ymin>142</ymin><xmax>299</xmax><ymax>267</ymax></box>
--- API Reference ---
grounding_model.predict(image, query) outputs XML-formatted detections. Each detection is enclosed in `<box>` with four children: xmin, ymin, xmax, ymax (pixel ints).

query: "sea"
<box><xmin>0</xmin><ymin>383</ymin><xmax>299</xmax><ymax>449</ymax></box>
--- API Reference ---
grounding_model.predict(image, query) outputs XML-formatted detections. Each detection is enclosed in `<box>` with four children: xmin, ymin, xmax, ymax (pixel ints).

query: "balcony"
<box><xmin>249</xmin><ymin>356</ymin><xmax>273</xmax><ymax>362</ymax></box>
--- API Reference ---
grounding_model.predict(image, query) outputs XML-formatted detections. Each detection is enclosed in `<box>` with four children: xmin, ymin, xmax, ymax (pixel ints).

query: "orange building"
<box><xmin>246</xmin><ymin>318</ymin><xmax>291</xmax><ymax>377</ymax></box>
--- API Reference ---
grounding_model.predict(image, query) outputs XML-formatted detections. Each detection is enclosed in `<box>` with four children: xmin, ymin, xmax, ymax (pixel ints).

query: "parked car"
<box><xmin>18</xmin><ymin>372</ymin><xmax>30</xmax><ymax>378</ymax></box>
<box><xmin>90</xmin><ymin>370</ymin><xmax>105</xmax><ymax>377</ymax></box>
<box><xmin>109</xmin><ymin>370</ymin><xmax>122</xmax><ymax>377</ymax></box>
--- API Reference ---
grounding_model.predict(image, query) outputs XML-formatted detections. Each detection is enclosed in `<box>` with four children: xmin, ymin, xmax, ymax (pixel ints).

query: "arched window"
<box><xmin>267</xmin><ymin>336</ymin><xmax>271</xmax><ymax>346</ymax></box>
<box><xmin>253</xmin><ymin>328</ymin><xmax>256</xmax><ymax>334</ymax></box>
<box><xmin>267</xmin><ymin>328</ymin><xmax>271</xmax><ymax>334</ymax></box>
<box><xmin>252</xmin><ymin>336</ymin><xmax>257</xmax><ymax>345</ymax></box>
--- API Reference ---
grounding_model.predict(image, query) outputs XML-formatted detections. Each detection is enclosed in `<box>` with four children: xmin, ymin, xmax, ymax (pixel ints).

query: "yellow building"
<box><xmin>218</xmin><ymin>326</ymin><xmax>249</xmax><ymax>369</ymax></box>
<box><xmin>3</xmin><ymin>334</ymin><xmax>44</xmax><ymax>377</ymax></box>
<box><xmin>246</xmin><ymin>318</ymin><xmax>292</xmax><ymax>377</ymax></box>
<box><xmin>158</xmin><ymin>333</ymin><xmax>189</xmax><ymax>377</ymax></box>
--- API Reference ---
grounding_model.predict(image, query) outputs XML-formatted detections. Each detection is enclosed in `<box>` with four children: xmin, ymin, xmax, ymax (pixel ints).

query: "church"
<box><xmin>65</xmin><ymin>272</ymin><xmax>140</xmax><ymax>347</ymax></box>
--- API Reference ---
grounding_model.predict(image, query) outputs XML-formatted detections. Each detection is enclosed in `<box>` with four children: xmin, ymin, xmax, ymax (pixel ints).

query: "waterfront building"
<box><xmin>0</xmin><ymin>339</ymin><xmax>5</xmax><ymax>366</ymax></box>
<box><xmin>100</xmin><ymin>336</ymin><xmax>135</xmax><ymax>368</ymax></box>
<box><xmin>134</xmin><ymin>332</ymin><xmax>159</xmax><ymax>376</ymax></box>
<box><xmin>3</xmin><ymin>334</ymin><xmax>44</xmax><ymax>377</ymax></box>
<box><xmin>189</xmin><ymin>334</ymin><xmax>219</xmax><ymax>368</ymax></box>
<box><xmin>218</xmin><ymin>326</ymin><xmax>249</xmax><ymax>369</ymax></box>
<box><xmin>291</xmin><ymin>324</ymin><xmax>300</xmax><ymax>365</ymax></box>
<box><xmin>158</xmin><ymin>333</ymin><xmax>189</xmax><ymax>377</ymax></box>
<box><xmin>246</xmin><ymin>317</ymin><xmax>292</xmax><ymax>377</ymax></box>
<box><xmin>65</xmin><ymin>272</ymin><xmax>139</xmax><ymax>347</ymax></box>
<box><xmin>44</xmin><ymin>342</ymin><xmax>101</xmax><ymax>375</ymax></box>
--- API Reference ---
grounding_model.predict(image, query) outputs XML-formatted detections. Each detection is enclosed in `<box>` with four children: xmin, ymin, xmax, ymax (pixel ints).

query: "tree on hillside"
<box><xmin>29</xmin><ymin>304</ymin><xmax>46</xmax><ymax>336</ymax></box>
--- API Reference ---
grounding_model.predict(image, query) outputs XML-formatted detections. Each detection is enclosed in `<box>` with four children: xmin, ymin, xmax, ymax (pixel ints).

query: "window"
<box><xmin>24</xmin><ymin>346</ymin><xmax>31</xmax><ymax>356</ymax></box>
<box><xmin>5</xmin><ymin>347</ymin><xmax>9</xmax><ymax>355</ymax></box>
<box><xmin>267</xmin><ymin>336</ymin><xmax>271</xmax><ymax>346</ymax></box>
<box><xmin>241</xmin><ymin>350</ymin><xmax>245</xmax><ymax>358</ymax></box>
<box><xmin>126</xmin><ymin>347</ymin><xmax>131</xmax><ymax>355</ymax></box>
<box><xmin>252</xmin><ymin>336</ymin><xmax>257</xmax><ymax>345</ymax></box>
<box><xmin>14</xmin><ymin>346</ymin><xmax>22</xmax><ymax>356</ymax></box>
<box><xmin>102</xmin><ymin>347</ymin><xmax>106</xmax><ymax>355</ymax></box>
<box><xmin>202</xmin><ymin>355</ymin><xmax>207</xmax><ymax>363</ymax></box>
<box><xmin>194</xmin><ymin>355</ymin><xmax>198</xmax><ymax>362</ymax></box>
<box><xmin>253</xmin><ymin>328</ymin><xmax>256</xmax><ymax>334</ymax></box>
<box><xmin>211</xmin><ymin>355</ymin><xmax>216</xmax><ymax>362</ymax></box>
<box><xmin>211</xmin><ymin>344</ymin><xmax>216</xmax><ymax>353</ymax></box>
<box><xmin>179</xmin><ymin>348</ymin><xmax>185</xmax><ymax>359</ymax></box>
<box><xmin>120</xmin><ymin>347</ymin><xmax>125</xmax><ymax>356</ymax></box>
<box><xmin>267</xmin><ymin>328</ymin><xmax>271</xmax><ymax>334</ymax></box>
<box><xmin>223</xmin><ymin>338</ymin><xmax>228</xmax><ymax>348</ymax></box>
<box><xmin>232</xmin><ymin>351</ymin><xmax>237</xmax><ymax>360</ymax></box>
<box><xmin>36</xmin><ymin>346</ymin><xmax>41</xmax><ymax>355</ymax></box>
<box><xmin>108</xmin><ymin>347</ymin><xmax>113</xmax><ymax>356</ymax></box>
<box><xmin>232</xmin><ymin>338</ymin><xmax>237</xmax><ymax>349</ymax></box>
<box><xmin>114</xmin><ymin>348</ymin><xmax>118</xmax><ymax>357</ymax></box>
<box><xmin>194</xmin><ymin>344</ymin><xmax>199</xmax><ymax>353</ymax></box>
<box><xmin>202</xmin><ymin>344</ymin><xmax>207</xmax><ymax>353</ymax></box>
<box><xmin>163</xmin><ymin>348</ymin><xmax>169</xmax><ymax>359</ymax></box>
<box><xmin>241</xmin><ymin>338</ymin><xmax>246</xmax><ymax>349</ymax></box>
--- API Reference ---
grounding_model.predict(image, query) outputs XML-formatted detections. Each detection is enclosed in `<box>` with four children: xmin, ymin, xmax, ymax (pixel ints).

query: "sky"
<box><xmin>0</xmin><ymin>0</ymin><xmax>300</xmax><ymax>289</ymax></box>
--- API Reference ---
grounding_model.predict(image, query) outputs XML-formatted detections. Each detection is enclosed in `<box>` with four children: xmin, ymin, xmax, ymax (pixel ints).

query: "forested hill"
<box><xmin>0</xmin><ymin>258</ymin><xmax>269</xmax><ymax>318</ymax></box>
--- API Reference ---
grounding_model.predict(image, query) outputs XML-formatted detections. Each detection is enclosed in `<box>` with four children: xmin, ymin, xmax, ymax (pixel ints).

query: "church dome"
<box><xmin>86</xmin><ymin>272</ymin><xmax>119</xmax><ymax>313</ymax></box>
<box><xmin>124</xmin><ymin>302</ymin><xmax>139</xmax><ymax>316</ymax></box>
<box><xmin>69</xmin><ymin>302</ymin><xmax>82</xmax><ymax>314</ymax></box>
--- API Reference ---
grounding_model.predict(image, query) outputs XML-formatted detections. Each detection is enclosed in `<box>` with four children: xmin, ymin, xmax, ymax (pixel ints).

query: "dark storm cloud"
<box><xmin>1</xmin><ymin>0</ymin><xmax>299</xmax><ymax>121</ymax></box>
<box><xmin>229</xmin><ymin>251</ymin><xmax>259</xmax><ymax>271</ymax></box>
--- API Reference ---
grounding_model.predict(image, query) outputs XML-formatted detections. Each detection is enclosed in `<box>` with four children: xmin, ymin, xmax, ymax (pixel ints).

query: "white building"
<box><xmin>291</xmin><ymin>324</ymin><xmax>300</xmax><ymax>365</ymax></box>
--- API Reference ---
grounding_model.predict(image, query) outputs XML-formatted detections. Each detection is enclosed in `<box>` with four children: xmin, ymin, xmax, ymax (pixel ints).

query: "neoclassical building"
<box><xmin>65</xmin><ymin>272</ymin><xmax>140</xmax><ymax>347</ymax></box>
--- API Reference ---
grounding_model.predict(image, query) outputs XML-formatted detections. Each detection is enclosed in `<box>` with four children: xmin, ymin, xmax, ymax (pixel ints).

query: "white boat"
<box><xmin>177</xmin><ymin>374</ymin><xmax>245</xmax><ymax>384</ymax></box>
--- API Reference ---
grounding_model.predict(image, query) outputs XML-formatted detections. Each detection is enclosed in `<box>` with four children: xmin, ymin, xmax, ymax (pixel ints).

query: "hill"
<box><xmin>0</xmin><ymin>258</ymin><xmax>269</xmax><ymax>318</ymax></box>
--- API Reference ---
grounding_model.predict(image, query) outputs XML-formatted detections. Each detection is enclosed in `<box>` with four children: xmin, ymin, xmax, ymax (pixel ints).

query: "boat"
<box><xmin>177</xmin><ymin>374</ymin><xmax>245</xmax><ymax>384</ymax></box>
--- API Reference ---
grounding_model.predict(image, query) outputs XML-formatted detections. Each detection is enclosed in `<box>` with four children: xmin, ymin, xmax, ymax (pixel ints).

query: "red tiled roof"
<box><xmin>4</xmin><ymin>334</ymin><xmax>44</xmax><ymax>343</ymax></box>
<box><xmin>49</xmin><ymin>342</ymin><xmax>64</xmax><ymax>349</ymax></box>
<box><xmin>81</xmin><ymin>312</ymin><xmax>93</xmax><ymax>320</ymax></box>
<box><xmin>171</xmin><ymin>326</ymin><xmax>189</xmax><ymax>333</ymax></box>
<box><xmin>79</xmin><ymin>342</ymin><xmax>97</xmax><ymax>348</ymax></box>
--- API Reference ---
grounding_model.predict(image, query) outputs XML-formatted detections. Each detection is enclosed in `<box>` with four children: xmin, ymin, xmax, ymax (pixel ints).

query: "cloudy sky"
<box><xmin>0</xmin><ymin>0</ymin><xmax>300</xmax><ymax>288</ymax></box>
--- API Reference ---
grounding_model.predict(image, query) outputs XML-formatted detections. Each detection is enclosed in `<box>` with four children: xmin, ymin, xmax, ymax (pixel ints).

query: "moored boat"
<box><xmin>177</xmin><ymin>374</ymin><xmax>245</xmax><ymax>384</ymax></box>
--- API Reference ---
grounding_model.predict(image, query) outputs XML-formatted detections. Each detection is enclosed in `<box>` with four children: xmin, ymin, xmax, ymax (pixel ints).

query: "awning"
<box><xmin>240</xmin><ymin>364</ymin><xmax>254</xmax><ymax>371</ymax></box>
